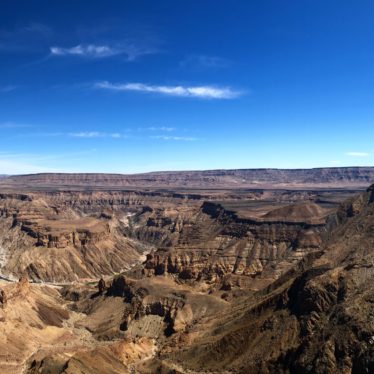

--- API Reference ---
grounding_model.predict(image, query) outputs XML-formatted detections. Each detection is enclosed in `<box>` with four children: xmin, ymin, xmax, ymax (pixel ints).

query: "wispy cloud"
<box><xmin>0</xmin><ymin>122</ymin><xmax>31</xmax><ymax>129</ymax></box>
<box><xmin>140</xmin><ymin>126</ymin><xmax>175</xmax><ymax>132</ymax></box>
<box><xmin>180</xmin><ymin>55</ymin><xmax>230</xmax><ymax>69</ymax></box>
<box><xmin>0</xmin><ymin>23</ymin><xmax>53</xmax><ymax>53</ymax></box>
<box><xmin>345</xmin><ymin>152</ymin><xmax>370</xmax><ymax>157</ymax></box>
<box><xmin>51</xmin><ymin>44</ymin><xmax>120</xmax><ymax>58</ymax></box>
<box><xmin>0</xmin><ymin>85</ymin><xmax>17</xmax><ymax>93</ymax></box>
<box><xmin>330</xmin><ymin>160</ymin><xmax>342</xmax><ymax>165</ymax></box>
<box><xmin>13</xmin><ymin>130</ymin><xmax>127</xmax><ymax>139</ymax></box>
<box><xmin>0</xmin><ymin>149</ymin><xmax>97</xmax><ymax>174</ymax></box>
<box><xmin>95</xmin><ymin>81</ymin><xmax>242</xmax><ymax>99</ymax></box>
<box><xmin>22</xmin><ymin>23</ymin><xmax>53</xmax><ymax>37</ymax></box>
<box><xmin>68</xmin><ymin>131</ymin><xmax>123</xmax><ymax>138</ymax></box>
<box><xmin>0</xmin><ymin>159</ymin><xmax>58</xmax><ymax>174</ymax></box>
<box><xmin>50</xmin><ymin>43</ymin><xmax>156</xmax><ymax>60</ymax></box>
<box><xmin>0</xmin><ymin>151</ymin><xmax>63</xmax><ymax>174</ymax></box>
<box><xmin>150</xmin><ymin>135</ymin><xmax>197</xmax><ymax>141</ymax></box>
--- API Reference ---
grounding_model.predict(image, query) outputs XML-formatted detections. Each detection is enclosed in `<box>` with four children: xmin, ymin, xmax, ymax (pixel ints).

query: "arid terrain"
<box><xmin>2</xmin><ymin>167</ymin><xmax>374</xmax><ymax>189</ymax></box>
<box><xmin>0</xmin><ymin>168</ymin><xmax>372</xmax><ymax>373</ymax></box>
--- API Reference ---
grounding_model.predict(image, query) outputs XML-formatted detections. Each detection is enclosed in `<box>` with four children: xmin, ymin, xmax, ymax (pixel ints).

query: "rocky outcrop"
<box><xmin>152</xmin><ymin>185</ymin><xmax>374</xmax><ymax>374</ymax></box>
<box><xmin>142</xmin><ymin>202</ymin><xmax>325</xmax><ymax>290</ymax></box>
<box><xmin>105</xmin><ymin>275</ymin><xmax>179</xmax><ymax>336</ymax></box>
<box><xmin>20</xmin><ymin>219</ymin><xmax>111</xmax><ymax>249</ymax></box>
<box><xmin>0</xmin><ymin>193</ymin><xmax>148</xmax><ymax>282</ymax></box>
<box><xmin>107</xmin><ymin>275</ymin><xmax>134</xmax><ymax>301</ymax></box>
<box><xmin>100</xmin><ymin>275</ymin><xmax>225</xmax><ymax>341</ymax></box>
<box><xmin>97</xmin><ymin>277</ymin><xmax>106</xmax><ymax>294</ymax></box>
<box><xmin>0</xmin><ymin>289</ymin><xmax>7</xmax><ymax>307</ymax></box>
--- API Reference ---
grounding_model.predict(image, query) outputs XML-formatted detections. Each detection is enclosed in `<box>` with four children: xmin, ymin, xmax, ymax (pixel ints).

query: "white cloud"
<box><xmin>50</xmin><ymin>43</ymin><xmax>156</xmax><ymax>60</ymax></box>
<box><xmin>345</xmin><ymin>152</ymin><xmax>370</xmax><ymax>157</ymax></box>
<box><xmin>95</xmin><ymin>81</ymin><xmax>242</xmax><ymax>99</ymax></box>
<box><xmin>142</xmin><ymin>126</ymin><xmax>175</xmax><ymax>132</ymax></box>
<box><xmin>150</xmin><ymin>135</ymin><xmax>197</xmax><ymax>141</ymax></box>
<box><xmin>50</xmin><ymin>44</ymin><xmax>120</xmax><ymax>58</ymax></box>
<box><xmin>330</xmin><ymin>160</ymin><xmax>342</xmax><ymax>165</ymax></box>
<box><xmin>68</xmin><ymin>131</ymin><xmax>122</xmax><ymax>138</ymax></box>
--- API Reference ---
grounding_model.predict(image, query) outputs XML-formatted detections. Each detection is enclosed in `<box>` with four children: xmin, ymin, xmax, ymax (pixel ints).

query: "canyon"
<box><xmin>0</xmin><ymin>168</ymin><xmax>372</xmax><ymax>373</ymax></box>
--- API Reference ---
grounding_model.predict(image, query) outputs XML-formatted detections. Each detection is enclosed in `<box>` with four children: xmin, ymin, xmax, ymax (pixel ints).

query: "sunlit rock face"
<box><xmin>0</xmin><ymin>187</ymin><xmax>330</xmax><ymax>283</ymax></box>
<box><xmin>2</xmin><ymin>167</ymin><xmax>374</xmax><ymax>188</ymax></box>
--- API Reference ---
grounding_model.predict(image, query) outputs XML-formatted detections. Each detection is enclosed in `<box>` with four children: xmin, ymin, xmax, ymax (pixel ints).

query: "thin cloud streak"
<box><xmin>0</xmin><ymin>22</ymin><xmax>53</xmax><ymax>53</ymax></box>
<box><xmin>0</xmin><ymin>149</ymin><xmax>97</xmax><ymax>174</ymax></box>
<box><xmin>0</xmin><ymin>159</ymin><xmax>59</xmax><ymax>174</ymax></box>
<box><xmin>50</xmin><ymin>43</ymin><xmax>156</xmax><ymax>60</ymax></box>
<box><xmin>51</xmin><ymin>44</ymin><xmax>120</xmax><ymax>58</ymax></box>
<box><xmin>345</xmin><ymin>152</ymin><xmax>370</xmax><ymax>157</ymax></box>
<box><xmin>140</xmin><ymin>126</ymin><xmax>175</xmax><ymax>132</ymax></box>
<box><xmin>150</xmin><ymin>135</ymin><xmax>197</xmax><ymax>141</ymax></box>
<box><xmin>95</xmin><ymin>81</ymin><xmax>243</xmax><ymax>99</ymax></box>
<box><xmin>15</xmin><ymin>131</ymin><xmax>124</xmax><ymax>139</ymax></box>
<box><xmin>0</xmin><ymin>85</ymin><xmax>17</xmax><ymax>93</ymax></box>
<box><xmin>0</xmin><ymin>149</ymin><xmax>97</xmax><ymax>162</ymax></box>
<box><xmin>0</xmin><ymin>122</ymin><xmax>31</xmax><ymax>129</ymax></box>
<box><xmin>68</xmin><ymin>131</ymin><xmax>122</xmax><ymax>138</ymax></box>
<box><xmin>180</xmin><ymin>54</ymin><xmax>230</xmax><ymax>69</ymax></box>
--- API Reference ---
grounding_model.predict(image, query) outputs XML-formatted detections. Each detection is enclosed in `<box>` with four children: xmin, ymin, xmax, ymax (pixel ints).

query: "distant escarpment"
<box><xmin>1</xmin><ymin>166</ymin><xmax>374</xmax><ymax>189</ymax></box>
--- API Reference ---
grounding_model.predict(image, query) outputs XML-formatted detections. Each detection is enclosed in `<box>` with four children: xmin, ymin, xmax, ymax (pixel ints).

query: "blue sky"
<box><xmin>0</xmin><ymin>0</ymin><xmax>373</xmax><ymax>174</ymax></box>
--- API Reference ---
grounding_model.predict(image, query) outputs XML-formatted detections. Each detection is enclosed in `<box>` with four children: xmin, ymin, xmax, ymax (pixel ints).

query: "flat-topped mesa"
<box><xmin>15</xmin><ymin>216</ymin><xmax>111</xmax><ymax>249</ymax></box>
<box><xmin>202</xmin><ymin>201</ymin><xmax>330</xmax><ymax>225</ymax></box>
<box><xmin>37</xmin><ymin>221</ymin><xmax>110</xmax><ymax>248</ymax></box>
<box><xmin>260</xmin><ymin>202</ymin><xmax>329</xmax><ymax>224</ymax></box>
<box><xmin>1</xmin><ymin>167</ymin><xmax>374</xmax><ymax>189</ymax></box>
<box><xmin>142</xmin><ymin>201</ymin><xmax>325</xmax><ymax>288</ymax></box>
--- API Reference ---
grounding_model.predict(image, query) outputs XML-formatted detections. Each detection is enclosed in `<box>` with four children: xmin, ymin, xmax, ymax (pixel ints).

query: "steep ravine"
<box><xmin>0</xmin><ymin>189</ymin><xmax>336</xmax><ymax>285</ymax></box>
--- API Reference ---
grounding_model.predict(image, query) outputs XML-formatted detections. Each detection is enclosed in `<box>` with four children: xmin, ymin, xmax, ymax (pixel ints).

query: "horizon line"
<box><xmin>2</xmin><ymin>165</ymin><xmax>374</xmax><ymax>177</ymax></box>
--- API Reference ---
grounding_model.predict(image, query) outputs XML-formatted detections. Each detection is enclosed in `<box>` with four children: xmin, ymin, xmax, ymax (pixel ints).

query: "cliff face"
<box><xmin>2</xmin><ymin>166</ymin><xmax>374</xmax><ymax>188</ymax></box>
<box><xmin>0</xmin><ymin>192</ymin><xmax>152</xmax><ymax>282</ymax></box>
<box><xmin>0</xmin><ymin>187</ymin><xmax>349</xmax><ymax>285</ymax></box>
<box><xmin>139</xmin><ymin>200</ymin><xmax>325</xmax><ymax>291</ymax></box>
<box><xmin>153</xmin><ymin>185</ymin><xmax>374</xmax><ymax>374</ymax></box>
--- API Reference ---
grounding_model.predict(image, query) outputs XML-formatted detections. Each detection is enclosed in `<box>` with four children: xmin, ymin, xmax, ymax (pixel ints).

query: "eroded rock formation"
<box><xmin>0</xmin><ymin>180</ymin><xmax>371</xmax><ymax>373</ymax></box>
